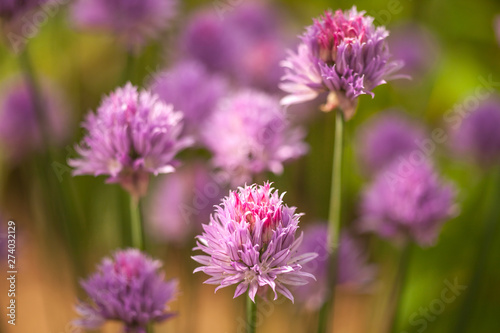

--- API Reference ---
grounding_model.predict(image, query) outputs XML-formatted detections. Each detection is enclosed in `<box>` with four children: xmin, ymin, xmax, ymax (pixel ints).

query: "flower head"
<box><xmin>179</xmin><ymin>10</ymin><xmax>237</xmax><ymax>73</ymax></box>
<box><xmin>280</xmin><ymin>7</ymin><xmax>405</xmax><ymax>118</ymax></box>
<box><xmin>356</xmin><ymin>111</ymin><xmax>426</xmax><ymax>173</ymax></box>
<box><xmin>225</xmin><ymin>2</ymin><xmax>280</xmax><ymax>39</ymax></box>
<box><xmin>0</xmin><ymin>77</ymin><xmax>71</xmax><ymax>162</ymax></box>
<box><xmin>149</xmin><ymin>60</ymin><xmax>227</xmax><ymax>139</ymax></box>
<box><xmin>192</xmin><ymin>183</ymin><xmax>317</xmax><ymax>303</ymax></box>
<box><xmin>71</xmin><ymin>0</ymin><xmax>176</xmax><ymax>50</ymax></box>
<box><xmin>225</xmin><ymin>2</ymin><xmax>286</xmax><ymax>92</ymax></box>
<box><xmin>387</xmin><ymin>23</ymin><xmax>439</xmax><ymax>85</ymax></box>
<box><xmin>453</xmin><ymin>97</ymin><xmax>500</xmax><ymax>167</ymax></box>
<box><xmin>359</xmin><ymin>160</ymin><xmax>457</xmax><ymax>246</ymax></box>
<box><xmin>201</xmin><ymin>90</ymin><xmax>308</xmax><ymax>186</ymax></box>
<box><xmin>179</xmin><ymin>3</ymin><xmax>286</xmax><ymax>92</ymax></box>
<box><xmin>294</xmin><ymin>224</ymin><xmax>376</xmax><ymax>310</ymax></box>
<box><xmin>75</xmin><ymin>249</ymin><xmax>178</xmax><ymax>332</ymax></box>
<box><xmin>69</xmin><ymin>83</ymin><xmax>191</xmax><ymax>199</ymax></box>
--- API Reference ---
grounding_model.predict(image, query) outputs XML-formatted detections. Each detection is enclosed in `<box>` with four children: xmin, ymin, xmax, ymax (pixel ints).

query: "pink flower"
<box><xmin>192</xmin><ymin>183</ymin><xmax>317</xmax><ymax>303</ymax></box>
<box><xmin>280</xmin><ymin>7</ymin><xmax>405</xmax><ymax>118</ymax></box>
<box><xmin>201</xmin><ymin>90</ymin><xmax>308</xmax><ymax>186</ymax></box>
<box><xmin>69</xmin><ymin>83</ymin><xmax>192</xmax><ymax>198</ymax></box>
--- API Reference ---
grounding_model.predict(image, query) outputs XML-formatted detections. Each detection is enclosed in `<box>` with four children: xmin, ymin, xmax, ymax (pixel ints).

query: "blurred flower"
<box><xmin>146</xmin><ymin>163</ymin><xmax>222</xmax><ymax>245</ymax></box>
<box><xmin>453</xmin><ymin>97</ymin><xmax>500</xmax><ymax>167</ymax></box>
<box><xmin>225</xmin><ymin>1</ymin><xmax>280</xmax><ymax>39</ymax></box>
<box><xmin>0</xmin><ymin>77</ymin><xmax>71</xmax><ymax>162</ymax></box>
<box><xmin>192</xmin><ymin>183</ymin><xmax>317</xmax><ymax>303</ymax></box>
<box><xmin>149</xmin><ymin>60</ymin><xmax>227</xmax><ymax>140</ymax></box>
<box><xmin>236</xmin><ymin>37</ymin><xmax>286</xmax><ymax>92</ymax></box>
<box><xmin>294</xmin><ymin>224</ymin><xmax>376</xmax><ymax>310</ymax></box>
<box><xmin>356</xmin><ymin>111</ymin><xmax>426</xmax><ymax>174</ymax></box>
<box><xmin>69</xmin><ymin>83</ymin><xmax>192</xmax><ymax>199</ymax></box>
<box><xmin>359</xmin><ymin>160</ymin><xmax>457</xmax><ymax>246</ymax></box>
<box><xmin>179</xmin><ymin>10</ymin><xmax>237</xmax><ymax>73</ymax></box>
<box><xmin>280</xmin><ymin>7</ymin><xmax>405</xmax><ymax>119</ymax></box>
<box><xmin>75</xmin><ymin>249</ymin><xmax>178</xmax><ymax>332</ymax></box>
<box><xmin>225</xmin><ymin>2</ymin><xmax>286</xmax><ymax>92</ymax></box>
<box><xmin>201</xmin><ymin>90</ymin><xmax>308</xmax><ymax>186</ymax></box>
<box><xmin>71</xmin><ymin>0</ymin><xmax>176</xmax><ymax>50</ymax></box>
<box><xmin>388</xmin><ymin>22</ymin><xmax>440</xmax><ymax>85</ymax></box>
<box><xmin>179</xmin><ymin>3</ymin><xmax>286</xmax><ymax>92</ymax></box>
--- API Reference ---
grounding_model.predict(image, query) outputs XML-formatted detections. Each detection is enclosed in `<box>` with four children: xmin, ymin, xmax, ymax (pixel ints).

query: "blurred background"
<box><xmin>1</xmin><ymin>0</ymin><xmax>500</xmax><ymax>332</ymax></box>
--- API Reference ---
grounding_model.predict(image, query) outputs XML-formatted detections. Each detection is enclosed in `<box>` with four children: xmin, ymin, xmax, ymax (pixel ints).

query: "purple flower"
<box><xmin>359</xmin><ymin>160</ymin><xmax>457</xmax><ymax>246</ymax></box>
<box><xmin>69</xmin><ymin>83</ymin><xmax>192</xmax><ymax>199</ymax></box>
<box><xmin>224</xmin><ymin>2</ymin><xmax>280</xmax><ymax>39</ymax></box>
<box><xmin>192</xmin><ymin>183</ymin><xmax>317</xmax><ymax>303</ymax></box>
<box><xmin>201</xmin><ymin>90</ymin><xmax>308</xmax><ymax>186</ymax></box>
<box><xmin>179</xmin><ymin>3</ymin><xmax>286</xmax><ymax>92</ymax></box>
<box><xmin>388</xmin><ymin>22</ymin><xmax>440</xmax><ymax>85</ymax></box>
<box><xmin>453</xmin><ymin>97</ymin><xmax>500</xmax><ymax>167</ymax></box>
<box><xmin>356</xmin><ymin>111</ymin><xmax>426</xmax><ymax>173</ymax></box>
<box><xmin>179</xmin><ymin>10</ymin><xmax>238</xmax><ymax>73</ymax></box>
<box><xmin>236</xmin><ymin>37</ymin><xmax>287</xmax><ymax>92</ymax></box>
<box><xmin>75</xmin><ymin>249</ymin><xmax>178</xmax><ymax>332</ymax></box>
<box><xmin>0</xmin><ymin>77</ymin><xmax>71</xmax><ymax>162</ymax></box>
<box><xmin>294</xmin><ymin>224</ymin><xmax>376</xmax><ymax>310</ymax></box>
<box><xmin>225</xmin><ymin>2</ymin><xmax>286</xmax><ymax>91</ymax></box>
<box><xmin>184</xmin><ymin>1</ymin><xmax>280</xmax><ymax>61</ymax></box>
<box><xmin>146</xmin><ymin>163</ymin><xmax>222</xmax><ymax>245</ymax></box>
<box><xmin>280</xmin><ymin>7</ymin><xmax>405</xmax><ymax>118</ymax></box>
<box><xmin>71</xmin><ymin>0</ymin><xmax>176</xmax><ymax>50</ymax></box>
<box><xmin>149</xmin><ymin>60</ymin><xmax>227</xmax><ymax>139</ymax></box>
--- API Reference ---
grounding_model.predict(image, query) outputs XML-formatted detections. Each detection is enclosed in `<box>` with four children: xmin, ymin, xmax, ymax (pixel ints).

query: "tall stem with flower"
<box><xmin>280</xmin><ymin>7</ymin><xmax>407</xmax><ymax>332</ymax></box>
<box><xmin>69</xmin><ymin>84</ymin><xmax>192</xmax><ymax>253</ymax></box>
<box><xmin>192</xmin><ymin>183</ymin><xmax>318</xmax><ymax>332</ymax></box>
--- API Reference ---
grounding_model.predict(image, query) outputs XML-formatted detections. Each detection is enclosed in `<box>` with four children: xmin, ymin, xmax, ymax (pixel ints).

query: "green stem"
<box><xmin>316</xmin><ymin>300</ymin><xmax>329</xmax><ymax>333</ymax></box>
<box><xmin>19</xmin><ymin>46</ymin><xmax>86</xmax><ymax>282</ymax></box>
<box><xmin>385</xmin><ymin>243</ymin><xmax>412</xmax><ymax>333</ymax></box>
<box><xmin>120</xmin><ymin>188</ymin><xmax>132</xmax><ymax>247</ymax></box>
<box><xmin>317</xmin><ymin>109</ymin><xmax>344</xmax><ymax>333</ymax></box>
<box><xmin>246</xmin><ymin>297</ymin><xmax>257</xmax><ymax>333</ymax></box>
<box><xmin>328</xmin><ymin>109</ymin><xmax>344</xmax><ymax>251</ymax></box>
<box><xmin>130</xmin><ymin>195</ymin><xmax>145</xmax><ymax>251</ymax></box>
<box><xmin>452</xmin><ymin>168</ymin><xmax>500</xmax><ymax>333</ymax></box>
